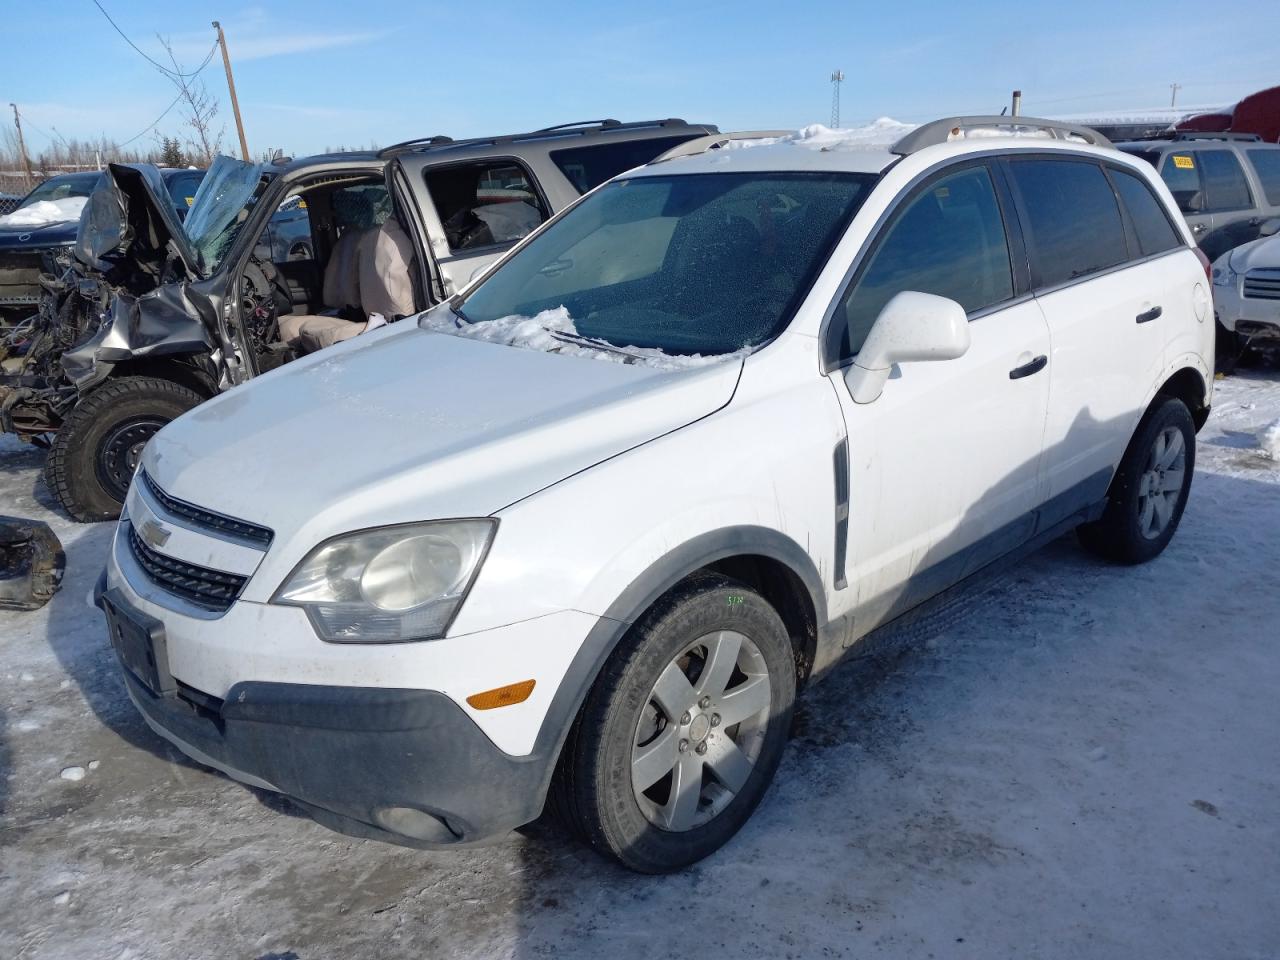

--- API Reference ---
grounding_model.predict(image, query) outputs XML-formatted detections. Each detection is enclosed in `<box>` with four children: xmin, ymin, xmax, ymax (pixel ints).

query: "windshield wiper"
<box><xmin>549</xmin><ymin>330</ymin><xmax>644</xmax><ymax>362</ymax></box>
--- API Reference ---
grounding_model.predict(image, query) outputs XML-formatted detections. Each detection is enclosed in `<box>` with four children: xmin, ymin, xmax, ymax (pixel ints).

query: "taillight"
<box><xmin>1193</xmin><ymin>247</ymin><xmax>1211</xmax><ymax>283</ymax></box>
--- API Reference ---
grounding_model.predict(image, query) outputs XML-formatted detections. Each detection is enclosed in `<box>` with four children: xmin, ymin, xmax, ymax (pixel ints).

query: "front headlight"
<box><xmin>273</xmin><ymin>519</ymin><xmax>496</xmax><ymax>642</ymax></box>
<box><xmin>1211</xmin><ymin>264</ymin><xmax>1237</xmax><ymax>287</ymax></box>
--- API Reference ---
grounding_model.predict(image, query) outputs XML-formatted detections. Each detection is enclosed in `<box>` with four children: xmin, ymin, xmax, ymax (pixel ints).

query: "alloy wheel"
<box><xmin>1136</xmin><ymin>425</ymin><xmax>1186</xmax><ymax>540</ymax></box>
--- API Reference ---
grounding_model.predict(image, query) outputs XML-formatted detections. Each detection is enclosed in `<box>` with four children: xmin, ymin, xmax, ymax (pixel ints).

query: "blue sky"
<box><xmin>4</xmin><ymin>0</ymin><xmax>1277</xmax><ymax>157</ymax></box>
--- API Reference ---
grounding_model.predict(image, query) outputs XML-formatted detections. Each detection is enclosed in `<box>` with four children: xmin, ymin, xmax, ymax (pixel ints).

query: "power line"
<box><xmin>89</xmin><ymin>0</ymin><xmax>213</xmax><ymax>79</ymax></box>
<box><xmin>118</xmin><ymin>91</ymin><xmax>185</xmax><ymax>146</ymax></box>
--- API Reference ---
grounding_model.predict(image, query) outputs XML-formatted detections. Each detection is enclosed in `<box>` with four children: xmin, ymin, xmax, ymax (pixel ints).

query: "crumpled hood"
<box><xmin>143</xmin><ymin>322</ymin><xmax>742</xmax><ymax>554</ymax></box>
<box><xmin>1222</xmin><ymin>233</ymin><xmax>1280</xmax><ymax>274</ymax></box>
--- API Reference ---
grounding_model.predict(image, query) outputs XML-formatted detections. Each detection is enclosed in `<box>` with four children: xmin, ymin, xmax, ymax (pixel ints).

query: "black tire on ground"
<box><xmin>1077</xmin><ymin>396</ymin><xmax>1196</xmax><ymax>565</ymax></box>
<box><xmin>553</xmin><ymin>573</ymin><xmax>796</xmax><ymax>873</ymax></box>
<box><xmin>44</xmin><ymin>376</ymin><xmax>204</xmax><ymax>522</ymax></box>
<box><xmin>1215</xmin><ymin>320</ymin><xmax>1242</xmax><ymax>375</ymax></box>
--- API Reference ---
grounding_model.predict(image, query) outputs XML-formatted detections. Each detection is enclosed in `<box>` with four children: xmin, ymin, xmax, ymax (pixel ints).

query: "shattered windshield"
<box><xmin>452</xmin><ymin>172</ymin><xmax>875</xmax><ymax>360</ymax></box>
<box><xmin>183</xmin><ymin>155</ymin><xmax>273</xmax><ymax>276</ymax></box>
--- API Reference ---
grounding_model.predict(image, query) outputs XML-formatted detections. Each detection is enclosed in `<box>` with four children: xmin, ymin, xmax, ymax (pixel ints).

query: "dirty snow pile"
<box><xmin>1259</xmin><ymin>418</ymin><xmax>1280</xmax><ymax>460</ymax></box>
<box><xmin>0</xmin><ymin>196</ymin><xmax>87</xmax><ymax>228</ymax></box>
<box><xmin>731</xmin><ymin>118</ymin><xmax>918</xmax><ymax>152</ymax></box>
<box><xmin>418</xmin><ymin>305</ymin><xmax>746</xmax><ymax>371</ymax></box>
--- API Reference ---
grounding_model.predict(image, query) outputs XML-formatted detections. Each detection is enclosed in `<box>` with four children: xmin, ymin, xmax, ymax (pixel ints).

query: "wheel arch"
<box><xmin>1153</xmin><ymin>363</ymin><xmax>1210</xmax><ymax>432</ymax></box>
<box><xmin>106</xmin><ymin>356</ymin><xmax>218</xmax><ymax>400</ymax></box>
<box><xmin>528</xmin><ymin>526</ymin><xmax>827</xmax><ymax>807</ymax></box>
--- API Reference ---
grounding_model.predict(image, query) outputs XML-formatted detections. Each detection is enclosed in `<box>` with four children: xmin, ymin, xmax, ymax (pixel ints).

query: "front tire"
<box><xmin>555</xmin><ymin>574</ymin><xmax>795</xmax><ymax>873</ymax></box>
<box><xmin>1078</xmin><ymin>397</ymin><xmax>1195</xmax><ymax>564</ymax></box>
<box><xmin>45</xmin><ymin>376</ymin><xmax>203</xmax><ymax>522</ymax></box>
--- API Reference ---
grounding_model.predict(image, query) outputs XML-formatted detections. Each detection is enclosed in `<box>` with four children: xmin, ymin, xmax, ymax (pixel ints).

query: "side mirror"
<box><xmin>843</xmin><ymin>291</ymin><xmax>970</xmax><ymax>404</ymax></box>
<box><xmin>1259</xmin><ymin>217</ymin><xmax>1280</xmax><ymax>238</ymax></box>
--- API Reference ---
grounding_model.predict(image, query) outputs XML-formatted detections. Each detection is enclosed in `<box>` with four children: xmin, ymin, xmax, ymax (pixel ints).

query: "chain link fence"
<box><xmin>0</xmin><ymin>166</ymin><xmax>101</xmax><ymax>215</ymax></box>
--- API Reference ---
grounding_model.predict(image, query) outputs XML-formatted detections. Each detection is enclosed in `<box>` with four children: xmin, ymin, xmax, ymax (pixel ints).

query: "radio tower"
<box><xmin>830</xmin><ymin>70</ymin><xmax>845</xmax><ymax>128</ymax></box>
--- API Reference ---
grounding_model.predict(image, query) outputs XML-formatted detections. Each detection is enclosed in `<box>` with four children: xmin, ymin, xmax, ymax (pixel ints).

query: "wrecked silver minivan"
<box><xmin>0</xmin><ymin>119</ymin><xmax>718</xmax><ymax>521</ymax></box>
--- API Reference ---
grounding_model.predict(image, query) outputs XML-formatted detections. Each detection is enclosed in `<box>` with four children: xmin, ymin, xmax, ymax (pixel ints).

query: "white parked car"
<box><xmin>1211</xmin><ymin>221</ymin><xmax>1280</xmax><ymax>357</ymax></box>
<box><xmin>97</xmin><ymin>116</ymin><xmax>1214</xmax><ymax>873</ymax></box>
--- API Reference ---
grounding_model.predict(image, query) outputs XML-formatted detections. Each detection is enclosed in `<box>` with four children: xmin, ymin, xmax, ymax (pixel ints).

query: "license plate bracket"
<box><xmin>103</xmin><ymin>588</ymin><xmax>175</xmax><ymax>698</ymax></box>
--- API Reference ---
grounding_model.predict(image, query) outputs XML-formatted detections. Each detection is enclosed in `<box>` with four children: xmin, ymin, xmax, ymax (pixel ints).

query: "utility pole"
<box><xmin>1170</xmin><ymin>83</ymin><xmax>1182</xmax><ymax>108</ymax></box>
<box><xmin>212</xmin><ymin>21</ymin><xmax>249</xmax><ymax>160</ymax></box>
<box><xmin>9</xmin><ymin>103</ymin><xmax>34</xmax><ymax>189</ymax></box>
<box><xmin>830</xmin><ymin>70</ymin><xmax>845</xmax><ymax>128</ymax></box>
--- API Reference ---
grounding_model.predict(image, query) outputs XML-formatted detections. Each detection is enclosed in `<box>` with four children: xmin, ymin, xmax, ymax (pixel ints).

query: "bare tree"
<box><xmin>157</xmin><ymin>35</ymin><xmax>224</xmax><ymax>165</ymax></box>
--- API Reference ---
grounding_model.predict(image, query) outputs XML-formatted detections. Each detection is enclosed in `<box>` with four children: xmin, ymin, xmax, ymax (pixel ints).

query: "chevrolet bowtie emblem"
<box><xmin>139</xmin><ymin>518</ymin><xmax>171</xmax><ymax>549</ymax></box>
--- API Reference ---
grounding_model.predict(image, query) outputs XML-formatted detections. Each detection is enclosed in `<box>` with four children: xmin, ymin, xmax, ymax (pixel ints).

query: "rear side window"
<box><xmin>1008</xmin><ymin>158</ymin><xmax>1127</xmax><ymax>289</ymax></box>
<box><xmin>1160</xmin><ymin>153</ymin><xmax>1203</xmax><ymax>214</ymax></box>
<box><xmin>1111</xmin><ymin>168</ymin><xmax>1182</xmax><ymax>257</ymax></box>
<box><xmin>550</xmin><ymin>135</ymin><xmax>702</xmax><ymax>194</ymax></box>
<box><xmin>1246</xmin><ymin>149</ymin><xmax>1280</xmax><ymax>205</ymax></box>
<box><xmin>836</xmin><ymin>165</ymin><xmax>1013</xmax><ymax>360</ymax></box>
<box><xmin>1198</xmin><ymin>150</ymin><xmax>1253</xmax><ymax>211</ymax></box>
<box><xmin>424</xmin><ymin>161</ymin><xmax>549</xmax><ymax>253</ymax></box>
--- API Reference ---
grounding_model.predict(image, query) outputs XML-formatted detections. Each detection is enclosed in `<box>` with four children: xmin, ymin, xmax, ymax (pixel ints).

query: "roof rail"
<box><xmin>376</xmin><ymin>135</ymin><xmax>455</xmax><ymax>159</ymax></box>
<box><xmin>1173</xmin><ymin>131</ymin><xmax>1263</xmax><ymax>142</ymax></box>
<box><xmin>537</xmin><ymin>119</ymin><xmax>623</xmax><ymax>133</ymax></box>
<box><xmin>891</xmin><ymin>115</ymin><xmax>1112</xmax><ymax>155</ymax></box>
<box><xmin>651</xmin><ymin>130</ymin><xmax>792</xmax><ymax>163</ymax></box>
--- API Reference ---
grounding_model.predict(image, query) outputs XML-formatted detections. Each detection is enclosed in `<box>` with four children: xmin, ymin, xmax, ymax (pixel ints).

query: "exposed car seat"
<box><xmin>296</xmin><ymin>218</ymin><xmax>418</xmax><ymax>354</ymax></box>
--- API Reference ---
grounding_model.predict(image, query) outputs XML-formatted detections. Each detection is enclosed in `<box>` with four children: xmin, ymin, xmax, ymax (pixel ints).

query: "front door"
<box><xmin>824</xmin><ymin>161</ymin><xmax>1051</xmax><ymax>633</ymax></box>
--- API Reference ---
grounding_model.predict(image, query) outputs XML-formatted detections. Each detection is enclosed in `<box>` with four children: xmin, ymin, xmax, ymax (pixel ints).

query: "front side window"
<box><xmin>1159</xmin><ymin>153</ymin><xmax>1203</xmax><ymax>214</ymax></box>
<box><xmin>1008</xmin><ymin>158</ymin><xmax>1127</xmax><ymax>289</ymax></box>
<box><xmin>1199</xmin><ymin>150</ymin><xmax>1253</xmax><ymax>211</ymax></box>
<box><xmin>1111</xmin><ymin>168</ymin><xmax>1182</xmax><ymax>257</ymax></box>
<box><xmin>835</xmin><ymin>165</ymin><xmax>1013</xmax><ymax>361</ymax></box>
<box><xmin>1246</xmin><ymin>149</ymin><xmax>1280</xmax><ymax>206</ymax></box>
<box><xmin>455</xmin><ymin>171</ymin><xmax>875</xmax><ymax>357</ymax></box>
<box><xmin>550</xmin><ymin>135</ymin><xmax>701</xmax><ymax>194</ymax></box>
<box><xmin>424</xmin><ymin>161</ymin><xmax>548</xmax><ymax>253</ymax></box>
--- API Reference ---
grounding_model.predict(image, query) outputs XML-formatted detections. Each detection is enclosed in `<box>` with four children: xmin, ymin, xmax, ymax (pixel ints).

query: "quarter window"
<box><xmin>1245</xmin><ymin>149</ymin><xmax>1280</xmax><ymax>206</ymax></box>
<box><xmin>1111</xmin><ymin>168</ymin><xmax>1182</xmax><ymax>257</ymax></box>
<box><xmin>423</xmin><ymin>161</ymin><xmax>549</xmax><ymax>254</ymax></box>
<box><xmin>1198</xmin><ymin>150</ymin><xmax>1253</xmax><ymax>211</ymax></box>
<box><xmin>1007</xmin><ymin>158</ymin><xmax>1127</xmax><ymax>289</ymax></box>
<box><xmin>550</xmin><ymin>136</ymin><xmax>703</xmax><ymax>194</ymax></box>
<box><xmin>835</xmin><ymin>165</ymin><xmax>1013</xmax><ymax>361</ymax></box>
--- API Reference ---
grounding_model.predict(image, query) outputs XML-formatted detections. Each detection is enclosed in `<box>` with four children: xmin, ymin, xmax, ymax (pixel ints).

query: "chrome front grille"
<box><xmin>126</xmin><ymin>523</ymin><xmax>247</xmax><ymax>612</ymax></box>
<box><xmin>141</xmin><ymin>471</ymin><xmax>273</xmax><ymax>547</ymax></box>
<box><xmin>1242</xmin><ymin>269</ymin><xmax>1280</xmax><ymax>301</ymax></box>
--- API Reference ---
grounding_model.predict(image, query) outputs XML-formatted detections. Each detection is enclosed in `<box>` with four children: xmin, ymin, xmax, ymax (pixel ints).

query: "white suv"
<box><xmin>97</xmin><ymin>116</ymin><xmax>1214</xmax><ymax>873</ymax></box>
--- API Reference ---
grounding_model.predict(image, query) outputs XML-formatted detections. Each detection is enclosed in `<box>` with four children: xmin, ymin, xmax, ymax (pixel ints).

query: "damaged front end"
<box><xmin>0</xmin><ymin>163</ymin><xmax>225</xmax><ymax>440</ymax></box>
<box><xmin>0</xmin><ymin>515</ymin><xmax>64</xmax><ymax>610</ymax></box>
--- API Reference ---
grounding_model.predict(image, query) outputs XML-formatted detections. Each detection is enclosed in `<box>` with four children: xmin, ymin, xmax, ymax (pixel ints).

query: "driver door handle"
<box><xmin>1009</xmin><ymin>355</ymin><xmax>1048</xmax><ymax>380</ymax></box>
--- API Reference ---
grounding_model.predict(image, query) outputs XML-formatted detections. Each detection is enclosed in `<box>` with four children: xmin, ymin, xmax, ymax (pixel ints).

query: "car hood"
<box><xmin>0</xmin><ymin>217</ymin><xmax>79</xmax><ymax>250</ymax></box>
<box><xmin>1223</xmin><ymin>233</ymin><xmax>1280</xmax><ymax>274</ymax></box>
<box><xmin>143</xmin><ymin>321</ymin><xmax>742</xmax><ymax>551</ymax></box>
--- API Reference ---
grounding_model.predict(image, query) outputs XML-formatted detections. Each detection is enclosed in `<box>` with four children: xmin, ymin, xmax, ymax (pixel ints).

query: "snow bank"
<box><xmin>420</xmin><ymin>305</ymin><xmax>746</xmax><ymax>371</ymax></box>
<box><xmin>730</xmin><ymin>118</ymin><xmax>917</xmax><ymax>152</ymax></box>
<box><xmin>1259</xmin><ymin>418</ymin><xmax>1280</xmax><ymax>461</ymax></box>
<box><xmin>0</xmin><ymin>196</ymin><xmax>87</xmax><ymax>228</ymax></box>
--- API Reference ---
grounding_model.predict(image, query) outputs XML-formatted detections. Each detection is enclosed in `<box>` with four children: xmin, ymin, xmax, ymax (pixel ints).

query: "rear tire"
<box><xmin>554</xmin><ymin>574</ymin><xmax>795</xmax><ymax>873</ymax></box>
<box><xmin>1077</xmin><ymin>397</ymin><xmax>1195</xmax><ymax>564</ymax></box>
<box><xmin>45</xmin><ymin>376</ymin><xmax>203</xmax><ymax>522</ymax></box>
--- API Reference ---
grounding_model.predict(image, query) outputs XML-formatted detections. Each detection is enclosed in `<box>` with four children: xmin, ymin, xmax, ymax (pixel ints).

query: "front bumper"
<box><xmin>1215</xmin><ymin>279</ymin><xmax>1280</xmax><ymax>339</ymax></box>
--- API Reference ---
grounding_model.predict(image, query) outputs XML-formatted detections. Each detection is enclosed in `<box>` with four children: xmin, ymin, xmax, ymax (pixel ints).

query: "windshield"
<box><xmin>18</xmin><ymin>172</ymin><xmax>101</xmax><ymax>209</ymax></box>
<box><xmin>184</xmin><ymin>155</ymin><xmax>273</xmax><ymax>275</ymax></box>
<box><xmin>455</xmin><ymin>171</ymin><xmax>876</xmax><ymax>357</ymax></box>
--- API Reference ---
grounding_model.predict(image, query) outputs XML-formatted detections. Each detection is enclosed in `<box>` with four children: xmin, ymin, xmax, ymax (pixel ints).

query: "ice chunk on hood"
<box><xmin>0</xmin><ymin>196</ymin><xmax>88</xmax><ymax>228</ymax></box>
<box><xmin>419</xmin><ymin>305</ymin><xmax>749</xmax><ymax>371</ymax></box>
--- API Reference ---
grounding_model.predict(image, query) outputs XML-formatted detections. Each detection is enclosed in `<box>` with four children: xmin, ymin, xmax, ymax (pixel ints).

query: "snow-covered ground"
<box><xmin>2</xmin><ymin>371</ymin><xmax>1278</xmax><ymax>960</ymax></box>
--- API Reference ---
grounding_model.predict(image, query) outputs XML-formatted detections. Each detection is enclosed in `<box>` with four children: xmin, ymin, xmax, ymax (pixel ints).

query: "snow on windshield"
<box><xmin>0</xmin><ymin>196</ymin><xmax>88</xmax><ymax>228</ymax></box>
<box><xmin>419</xmin><ymin>305</ymin><xmax>747</xmax><ymax>371</ymax></box>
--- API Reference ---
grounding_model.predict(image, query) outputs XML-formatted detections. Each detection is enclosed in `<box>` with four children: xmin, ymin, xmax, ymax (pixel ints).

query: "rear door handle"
<box><xmin>1009</xmin><ymin>355</ymin><xmax>1047</xmax><ymax>380</ymax></box>
<box><xmin>1136</xmin><ymin>306</ymin><xmax>1163</xmax><ymax>324</ymax></box>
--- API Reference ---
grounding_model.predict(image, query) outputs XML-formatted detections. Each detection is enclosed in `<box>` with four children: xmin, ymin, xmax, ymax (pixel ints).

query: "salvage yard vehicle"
<box><xmin>0</xmin><ymin>167</ymin><xmax>205</xmax><ymax>314</ymax></box>
<box><xmin>97</xmin><ymin>116</ymin><xmax>1213</xmax><ymax>873</ymax></box>
<box><xmin>1212</xmin><ymin>223</ymin><xmax>1280</xmax><ymax>360</ymax></box>
<box><xmin>0</xmin><ymin>118</ymin><xmax>717</xmax><ymax>521</ymax></box>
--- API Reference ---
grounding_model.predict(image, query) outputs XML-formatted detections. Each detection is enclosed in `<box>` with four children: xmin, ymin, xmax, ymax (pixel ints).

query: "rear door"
<box><xmin>1005</xmin><ymin>155</ymin><xmax>1183</xmax><ymax>523</ymax></box>
<box><xmin>1196</xmin><ymin>148</ymin><xmax>1262</xmax><ymax>260</ymax></box>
